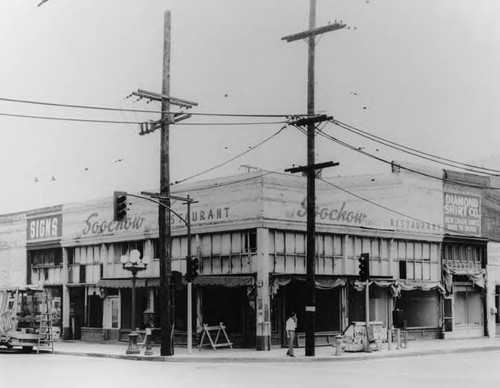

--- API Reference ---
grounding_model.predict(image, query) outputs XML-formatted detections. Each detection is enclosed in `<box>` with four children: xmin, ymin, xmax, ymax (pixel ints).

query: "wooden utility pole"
<box><xmin>130</xmin><ymin>11</ymin><xmax>196</xmax><ymax>357</ymax></box>
<box><xmin>282</xmin><ymin>0</ymin><xmax>344</xmax><ymax>357</ymax></box>
<box><xmin>159</xmin><ymin>10</ymin><xmax>173</xmax><ymax>356</ymax></box>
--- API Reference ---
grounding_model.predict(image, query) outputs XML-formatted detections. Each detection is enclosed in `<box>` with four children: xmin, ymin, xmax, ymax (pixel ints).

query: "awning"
<box><xmin>97</xmin><ymin>275</ymin><xmax>255</xmax><ymax>289</ymax></box>
<box><xmin>192</xmin><ymin>275</ymin><xmax>255</xmax><ymax>287</ymax></box>
<box><xmin>97</xmin><ymin>278</ymin><xmax>160</xmax><ymax>289</ymax></box>
<box><xmin>271</xmin><ymin>275</ymin><xmax>346</xmax><ymax>295</ymax></box>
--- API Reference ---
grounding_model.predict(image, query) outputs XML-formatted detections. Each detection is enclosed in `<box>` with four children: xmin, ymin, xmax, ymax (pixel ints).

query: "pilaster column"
<box><xmin>256</xmin><ymin>228</ymin><xmax>271</xmax><ymax>350</ymax></box>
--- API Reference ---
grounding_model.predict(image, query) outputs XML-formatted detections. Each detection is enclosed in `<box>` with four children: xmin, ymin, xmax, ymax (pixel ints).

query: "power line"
<box><xmin>0</xmin><ymin>111</ymin><xmax>288</xmax><ymax>126</ymax></box>
<box><xmin>0</xmin><ymin>112</ymin><xmax>139</xmax><ymax>125</ymax></box>
<box><xmin>172</xmin><ymin>123</ymin><xmax>289</xmax><ymax>185</ymax></box>
<box><xmin>0</xmin><ymin>96</ymin><xmax>300</xmax><ymax>118</ymax></box>
<box><xmin>303</xmin><ymin>124</ymin><xmax>500</xmax><ymax>190</ymax></box>
<box><xmin>331</xmin><ymin>118</ymin><xmax>500</xmax><ymax>176</ymax></box>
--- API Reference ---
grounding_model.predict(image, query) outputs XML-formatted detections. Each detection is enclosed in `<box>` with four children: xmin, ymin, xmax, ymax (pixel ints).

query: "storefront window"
<box><xmin>396</xmin><ymin>290</ymin><xmax>439</xmax><ymax>328</ymax></box>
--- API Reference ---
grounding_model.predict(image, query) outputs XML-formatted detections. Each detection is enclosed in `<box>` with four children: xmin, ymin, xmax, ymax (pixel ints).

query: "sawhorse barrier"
<box><xmin>198</xmin><ymin>322</ymin><xmax>233</xmax><ymax>350</ymax></box>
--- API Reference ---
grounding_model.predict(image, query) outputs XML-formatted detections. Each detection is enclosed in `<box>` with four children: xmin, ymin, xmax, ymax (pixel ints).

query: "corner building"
<box><xmin>0</xmin><ymin>166</ymin><xmax>494</xmax><ymax>349</ymax></box>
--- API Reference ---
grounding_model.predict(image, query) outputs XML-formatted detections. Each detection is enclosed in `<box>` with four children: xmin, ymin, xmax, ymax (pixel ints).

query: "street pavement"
<box><xmin>41</xmin><ymin>336</ymin><xmax>500</xmax><ymax>363</ymax></box>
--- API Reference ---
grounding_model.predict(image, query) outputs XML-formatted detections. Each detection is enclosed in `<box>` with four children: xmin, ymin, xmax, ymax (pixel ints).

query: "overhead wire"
<box><xmin>0</xmin><ymin>111</ymin><xmax>287</xmax><ymax>126</ymax></box>
<box><xmin>331</xmin><ymin>118</ymin><xmax>500</xmax><ymax>176</ymax></box>
<box><xmin>0</xmin><ymin>96</ymin><xmax>300</xmax><ymax>118</ymax></box>
<box><xmin>172</xmin><ymin>122</ymin><xmax>290</xmax><ymax>185</ymax></box>
<box><xmin>301</xmin><ymin>123</ymin><xmax>500</xmax><ymax>190</ymax></box>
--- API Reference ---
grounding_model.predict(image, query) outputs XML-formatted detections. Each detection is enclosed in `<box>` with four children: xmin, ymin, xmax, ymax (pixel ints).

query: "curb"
<box><xmin>51</xmin><ymin>345</ymin><xmax>500</xmax><ymax>363</ymax></box>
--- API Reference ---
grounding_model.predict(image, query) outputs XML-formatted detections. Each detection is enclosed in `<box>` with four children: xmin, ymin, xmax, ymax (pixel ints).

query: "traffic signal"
<box><xmin>191</xmin><ymin>257</ymin><xmax>199</xmax><ymax>280</ymax></box>
<box><xmin>358</xmin><ymin>253</ymin><xmax>370</xmax><ymax>281</ymax></box>
<box><xmin>185</xmin><ymin>256</ymin><xmax>199</xmax><ymax>282</ymax></box>
<box><xmin>113</xmin><ymin>191</ymin><xmax>128</xmax><ymax>222</ymax></box>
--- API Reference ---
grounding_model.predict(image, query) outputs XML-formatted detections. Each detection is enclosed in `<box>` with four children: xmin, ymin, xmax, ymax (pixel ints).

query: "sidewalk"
<box><xmin>45</xmin><ymin>337</ymin><xmax>500</xmax><ymax>363</ymax></box>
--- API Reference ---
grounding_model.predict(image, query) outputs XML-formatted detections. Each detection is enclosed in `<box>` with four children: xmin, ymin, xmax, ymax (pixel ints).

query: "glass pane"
<box><xmin>398</xmin><ymin>241</ymin><xmax>406</xmax><ymax>259</ymax></box>
<box><xmin>231</xmin><ymin>233</ymin><xmax>241</xmax><ymax>253</ymax></box>
<box><xmin>285</xmin><ymin>233</ymin><xmax>295</xmax><ymax>254</ymax></box>
<box><xmin>362</xmin><ymin>238</ymin><xmax>371</xmax><ymax>255</ymax></box>
<box><xmin>414</xmin><ymin>262</ymin><xmax>422</xmax><ymax>280</ymax></box>
<box><xmin>221</xmin><ymin>234</ymin><xmax>231</xmax><ymax>255</ymax></box>
<box><xmin>80</xmin><ymin>247</ymin><xmax>87</xmax><ymax>265</ymax></box>
<box><xmin>406</xmin><ymin>242</ymin><xmax>414</xmax><ymax>259</ymax></box>
<box><xmin>170</xmin><ymin>238</ymin><xmax>179</xmax><ymax>258</ymax></box>
<box><xmin>414</xmin><ymin>243</ymin><xmax>422</xmax><ymax>260</ymax></box>
<box><xmin>422</xmin><ymin>243</ymin><xmax>430</xmax><ymax>260</ymax></box>
<box><xmin>94</xmin><ymin>246</ymin><xmax>101</xmax><ymax>264</ymax></box>
<box><xmin>201</xmin><ymin>235</ymin><xmax>212</xmax><ymax>256</ymax></box>
<box><xmin>296</xmin><ymin>233</ymin><xmax>305</xmax><ymax>254</ymax></box>
<box><xmin>333</xmin><ymin>235</ymin><xmax>343</xmax><ymax>257</ymax></box>
<box><xmin>380</xmin><ymin>239</ymin><xmax>388</xmax><ymax>260</ymax></box>
<box><xmin>275</xmin><ymin>232</ymin><xmax>285</xmax><ymax>253</ymax></box>
<box><xmin>323</xmin><ymin>235</ymin><xmax>333</xmax><ymax>257</ymax></box>
<box><xmin>371</xmin><ymin>239</ymin><xmax>379</xmax><ymax>258</ymax></box>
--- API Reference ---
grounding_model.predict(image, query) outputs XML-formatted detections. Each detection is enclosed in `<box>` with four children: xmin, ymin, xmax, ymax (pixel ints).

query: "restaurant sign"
<box><xmin>443</xmin><ymin>192</ymin><xmax>481</xmax><ymax>236</ymax></box>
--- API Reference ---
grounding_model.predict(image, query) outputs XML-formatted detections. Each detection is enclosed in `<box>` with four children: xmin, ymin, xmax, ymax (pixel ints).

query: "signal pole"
<box><xmin>282</xmin><ymin>0</ymin><xmax>345</xmax><ymax>357</ymax></box>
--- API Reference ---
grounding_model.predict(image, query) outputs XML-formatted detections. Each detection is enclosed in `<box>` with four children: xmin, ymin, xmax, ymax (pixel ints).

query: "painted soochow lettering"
<box><xmin>298</xmin><ymin>198</ymin><xmax>367</xmax><ymax>224</ymax></box>
<box><xmin>82</xmin><ymin>212</ymin><xmax>145</xmax><ymax>235</ymax></box>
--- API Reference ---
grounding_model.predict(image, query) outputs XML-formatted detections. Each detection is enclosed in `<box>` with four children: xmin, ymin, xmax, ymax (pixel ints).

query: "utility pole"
<box><xmin>159</xmin><ymin>9</ymin><xmax>173</xmax><ymax>358</ymax></box>
<box><xmin>282</xmin><ymin>0</ymin><xmax>345</xmax><ymax>357</ymax></box>
<box><xmin>130</xmin><ymin>11</ymin><xmax>197</xmax><ymax>357</ymax></box>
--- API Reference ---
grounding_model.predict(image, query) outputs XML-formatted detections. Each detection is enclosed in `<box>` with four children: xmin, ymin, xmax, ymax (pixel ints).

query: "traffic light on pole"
<box><xmin>185</xmin><ymin>256</ymin><xmax>199</xmax><ymax>282</ymax></box>
<box><xmin>185</xmin><ymin>256</ymin><xmax>192</xmax><ymax>282</ymax></box>
<box><xmin>191</xmin><ymin>257</ymin><xmax>199</xmax><ymax>280</ymax></box>
<box><xmin>113</xmin><ymin>191</ymin><xmax>128</xmax><ymax>222</ymax></box>
<box><xmin>358</xmin><ymin>253</ymin><xmax>370</xmax><ymax>281</ymax></box>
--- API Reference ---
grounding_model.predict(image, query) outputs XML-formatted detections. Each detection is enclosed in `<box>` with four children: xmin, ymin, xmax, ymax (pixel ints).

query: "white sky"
<box><xmin>0</xmin><ymin>0</ymin><xmax>499</xmax><ymax>214</ymax></box>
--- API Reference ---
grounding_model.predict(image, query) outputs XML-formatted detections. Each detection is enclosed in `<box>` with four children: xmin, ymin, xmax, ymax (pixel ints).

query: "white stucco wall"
<box><xmin>0</xmin><ymin>212</ymin><xmax>27</xmax><ymax>288</ymax></box>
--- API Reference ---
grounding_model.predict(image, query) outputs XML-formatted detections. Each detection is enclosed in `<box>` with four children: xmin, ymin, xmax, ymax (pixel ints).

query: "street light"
<box><xmin>120</xmin><ymin>249</ymin><xmax>150</xmax><ymax>355</ymax></box>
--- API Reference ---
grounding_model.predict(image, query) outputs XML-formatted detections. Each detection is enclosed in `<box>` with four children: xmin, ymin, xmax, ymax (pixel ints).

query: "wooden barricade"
<box><xmin>198</xmin><ymin>322</ymin><xmax>233</xmax><ymax>350</ymax></box>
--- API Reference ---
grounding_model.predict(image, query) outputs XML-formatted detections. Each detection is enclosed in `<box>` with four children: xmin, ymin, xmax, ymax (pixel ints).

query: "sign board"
<box><xmin>26</xmin><ymin>213</ymin><xmax>62</xmax><ymax>242</ymax></box>
<box><xmin>443</xmin><ymin>191</ymin><xmax>481</xmax><ymax>235</ymax></box>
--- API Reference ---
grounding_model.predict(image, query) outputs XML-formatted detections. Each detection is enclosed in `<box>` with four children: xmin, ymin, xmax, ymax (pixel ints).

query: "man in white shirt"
<box><xmin>285</xmin><ymin>312</ymin><xmax>297</xmax><ymax>357</ymax></box>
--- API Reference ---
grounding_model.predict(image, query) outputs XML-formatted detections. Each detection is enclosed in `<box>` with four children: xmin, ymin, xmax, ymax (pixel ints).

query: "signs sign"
<box><xmin>27</xmin><ymin>213</ymin><xmax>62</xmax><ymax>242</ymax></box>
<box><xmin>443</xmin><ymin>192</ymin><xmax>481</xmax><ymax>235</ymax></box>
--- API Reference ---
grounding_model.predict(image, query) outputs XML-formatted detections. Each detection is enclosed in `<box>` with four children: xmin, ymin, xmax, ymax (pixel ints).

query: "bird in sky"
<box><xmin>37</xmin><ymin>0</ymin><xmax>49</xmax><ymax>7</ymax></box>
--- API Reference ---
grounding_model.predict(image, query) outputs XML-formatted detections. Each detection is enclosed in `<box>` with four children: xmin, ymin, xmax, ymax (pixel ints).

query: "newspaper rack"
<box><xmin>198</xmin><ymin>322</ymin><xmax>233</xmax><ymax>350</ymax></box>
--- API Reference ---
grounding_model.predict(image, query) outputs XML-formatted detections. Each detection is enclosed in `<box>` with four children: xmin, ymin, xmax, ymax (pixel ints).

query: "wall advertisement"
<box><xmin>443</xmin><ymin>191</ymin><xmax>481</xmax><ymax>236</ymax></box>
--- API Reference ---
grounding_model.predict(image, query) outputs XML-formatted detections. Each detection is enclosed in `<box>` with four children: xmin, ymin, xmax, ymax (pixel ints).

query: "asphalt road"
<box><xmin>2</xmin><ymin>350</ymin><xmax>500</xmax><ymax>388</ymax></box>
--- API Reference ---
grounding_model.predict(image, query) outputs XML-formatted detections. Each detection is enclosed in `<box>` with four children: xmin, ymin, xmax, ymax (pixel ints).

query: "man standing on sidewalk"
<box><xmin>286</xmin><ymin>312</ymin><xmax>297</xmax><ymax>357</ymax></box>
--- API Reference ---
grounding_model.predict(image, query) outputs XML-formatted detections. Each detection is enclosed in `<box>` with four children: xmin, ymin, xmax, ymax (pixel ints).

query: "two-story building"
<box><xmin>0</xmin><ymin>164</ymin><xmax>497</xmax><ymax>349</ymax></box>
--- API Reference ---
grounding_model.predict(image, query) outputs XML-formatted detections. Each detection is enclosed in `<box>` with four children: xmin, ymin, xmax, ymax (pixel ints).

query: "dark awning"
<box><xmin>97</xmin><ymin>278</ymin><xmax>160</xmax><ymax>289</ymax></box>
<box><xmin>97</xmin><ymin>275</ymin><xmax>255</xmax><ymax>289</ymax></box>
<box><xmin>192</xmin><ymin>275</ymin><xmax>255</xmax><ymax>287</ymax></box>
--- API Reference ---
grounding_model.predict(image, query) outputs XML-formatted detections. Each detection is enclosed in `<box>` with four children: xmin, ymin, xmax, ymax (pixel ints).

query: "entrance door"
<box><xmin>69</xmin><ymin>287</ymin><xmax>85</xmax><ymax>339</ymax></box>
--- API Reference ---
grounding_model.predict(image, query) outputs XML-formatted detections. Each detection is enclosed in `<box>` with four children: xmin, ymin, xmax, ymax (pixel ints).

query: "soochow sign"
<box><xmin>443</xmin><ymin>192</ymin><xmax>481</xmax><ymax>235</ymax></box>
